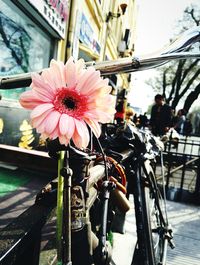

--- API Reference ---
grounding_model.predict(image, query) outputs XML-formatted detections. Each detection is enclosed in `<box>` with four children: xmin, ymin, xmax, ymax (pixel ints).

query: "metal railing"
<box><xmin>156</xmin><ymin>136</ymin><xmax>200</xmax><ymax>204</ymax></box>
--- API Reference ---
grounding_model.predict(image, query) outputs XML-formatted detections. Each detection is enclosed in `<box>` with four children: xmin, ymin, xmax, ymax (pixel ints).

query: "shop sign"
<box><xmin>27</xmin><ymin>0</ymin><xmax>69</xmax><ymax>38</ymax></box>
<box><xmin>79</xmin><ymin>13</ymin><xmax>101</xmax><ymax>55</ymax></box>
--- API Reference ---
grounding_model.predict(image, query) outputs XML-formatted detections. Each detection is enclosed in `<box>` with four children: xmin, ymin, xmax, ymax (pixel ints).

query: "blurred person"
<box><xmin>150</xmin><ymin>94</ymin><xmax>172</xmax><ymax>136</ymax></box>
<box><xmin>133</xmin><ymin>113</ymin><xmax>138</xmax><ymax>124</ymax></box>
<box><xmin>183</xmin><ymin>117</ymin><xmax>193</xmax><ymax>136</ymax></box>
<box><xmin>125</xmin><ymin>107</ymin><xmax>135</xmax><ymax>126</ymax></box>
<box><xmin>139</xmin><ymin>112</ymin><xmax>148</xmax><ymax>129</ymax></box>
<box><xmin>114</xmin><ymin>101</ymin><xmax>125</xmax><ymax>124</ymax></box>
<box><xmin>174</xmin><ymin>109</ymin><xmax>186</xmax><ymax>134</ymax></box>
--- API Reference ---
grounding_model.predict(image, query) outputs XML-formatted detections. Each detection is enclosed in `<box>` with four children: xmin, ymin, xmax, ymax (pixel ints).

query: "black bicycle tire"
<box><xmin>144</xmin><ymin>177</ymin><xmax>165</xmax><ymax>264</ymax></box>
<box><xmin>145</xmin><ymin>167</ymin><xmax>167</xmax><ymax>264</ymax></box>
<box><xmin>131</xmin><ymin>163</ymin><xmax>156</xmax><ymax>265</ymax></box>
<box><xmin>132</xmin><ymin>162</ymin><xmax>166</xmax><ymax>265</ymax></box>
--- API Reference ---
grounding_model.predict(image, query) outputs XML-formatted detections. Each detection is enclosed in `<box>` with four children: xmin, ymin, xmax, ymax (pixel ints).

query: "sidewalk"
<box><xmin>166</xmin><ymin>201</ymin><xmax>200</xmax><ymax>265</ymax></box>
<box><xmin>112</xmin><ymin>196</ymin><xmax>200</xmax><ymax>265</ymax></box>
<box><xmin>0</xmin><ymin>165</ymin><xmax>53</xmax><ymax>228</ymax></box>
<box><xmin>112</xmin><ymin>196</ymin><xmax>136</xmax><ymax>265</ymax></box>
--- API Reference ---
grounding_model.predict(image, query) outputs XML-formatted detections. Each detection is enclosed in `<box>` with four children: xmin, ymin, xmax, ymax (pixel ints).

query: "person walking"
<box><xmin>150</xmin><ymin>94</ymin><xmax>172</xmax><ymax>136</ymax></box>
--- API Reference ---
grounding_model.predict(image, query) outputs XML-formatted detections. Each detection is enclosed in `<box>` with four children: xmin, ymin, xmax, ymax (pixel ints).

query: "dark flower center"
<box><xmin>54</xmin><ymin>88</ymin><xmax>89</xmax><ymax>118</ymax></box>
<box><xmin>63</xmin><ymin>97</ymin><xmax>77</xmax><ymax>110</ymax></box>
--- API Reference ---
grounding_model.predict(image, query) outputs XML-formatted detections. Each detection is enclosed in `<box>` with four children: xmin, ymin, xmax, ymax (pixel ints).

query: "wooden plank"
<box><xmin>0</xmin><ymin>144</ymin><xmax>57</xmax><ymax>174</ymax></box>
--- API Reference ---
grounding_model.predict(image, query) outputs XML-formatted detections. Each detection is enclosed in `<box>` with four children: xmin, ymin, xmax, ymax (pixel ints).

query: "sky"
<box><xmin>128</xmin><ymin>0</ymin><xmax>200</xmax><ymax>113</ymax></box>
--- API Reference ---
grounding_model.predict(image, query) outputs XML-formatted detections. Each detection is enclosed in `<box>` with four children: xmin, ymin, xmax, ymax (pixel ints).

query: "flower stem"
<box><xmin>56</xmin><ymin>150</ymin><xmax>65</xmax><ymax>264</ymax></box>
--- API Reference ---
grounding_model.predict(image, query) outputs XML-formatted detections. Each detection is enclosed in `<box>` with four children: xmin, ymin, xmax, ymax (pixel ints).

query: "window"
<box><xmin>0</xmin><ymin>0</ymin><xmax>53</xmax><ymax>100</ymax></box>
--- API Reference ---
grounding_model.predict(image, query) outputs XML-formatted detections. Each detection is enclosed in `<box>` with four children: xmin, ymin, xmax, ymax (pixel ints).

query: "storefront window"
<box><xmin>0</xmin><ymin>0</ymin><xmax>53</xmax><ymax>100</ymax></box>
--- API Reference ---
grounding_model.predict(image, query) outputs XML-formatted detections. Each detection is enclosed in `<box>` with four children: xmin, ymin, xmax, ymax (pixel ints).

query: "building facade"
<box><xmin>0</xmin><ymin>0</ymin><xmax>136</xmax><ymax>148</ymax></box>
<box><xmin>0</xmin><ymin>0</ymin><xmax>70</xmax><ymax>148</ymax></box>
<box><xmin>67</xmin><ymin>0</ymin><xmax>136</xmax><ymax>94</ymax></box>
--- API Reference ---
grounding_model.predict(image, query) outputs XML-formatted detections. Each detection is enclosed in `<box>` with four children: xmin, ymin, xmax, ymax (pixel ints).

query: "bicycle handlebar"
<box><xmin>0</xmin><ymin>26</ymin><xmax>200</xmax><ymax>89</ymax></box>
<box><xmin>90</xmin><ymin>52</ymin><xmax>200</xmax><ymax>75</ymax></box>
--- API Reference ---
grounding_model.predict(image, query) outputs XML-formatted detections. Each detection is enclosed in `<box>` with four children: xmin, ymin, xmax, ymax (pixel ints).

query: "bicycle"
<box><xmin>100</xmin><ymin>121</ymin><xmax>175</xmax><ymax>265</ymax></box>
<box><xmin>0</xmin><ymin>26</ymin><xmax>200</xmax><ymax>265</ymax></box>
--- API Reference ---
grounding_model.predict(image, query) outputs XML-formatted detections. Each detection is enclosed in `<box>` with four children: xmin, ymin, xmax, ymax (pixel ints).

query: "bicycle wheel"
<box><xmin>144</xmin><ymin>183</ymin><xmax>165</xmax><ymax>264</ymax></box>
<box><xmin>132</xmin><ymin>162</ymin><xmax>167</xmax><ymax>265</ymax></box>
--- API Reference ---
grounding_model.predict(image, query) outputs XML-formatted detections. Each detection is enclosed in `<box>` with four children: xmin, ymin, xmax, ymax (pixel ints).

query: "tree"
<box><xmin>147</xmin><ymin>5</ymin><xmax>200</xmax><ymax>113</ymax></box>
<box><xmin>0</xmin><ymin>11</ymin><xmax>31</xmax><ymax>73</ymax></box>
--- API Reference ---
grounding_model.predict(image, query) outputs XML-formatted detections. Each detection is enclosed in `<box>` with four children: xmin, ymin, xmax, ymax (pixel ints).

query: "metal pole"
<box><xmin>1</xmin><ymin>52</ymin><xmax>200</xmax><ymax>90</ymax></box>
<box><xmin>194</xmin><ymin>157</ymin><xmax>200</xmax><ymax>197</ymax></box>
<box><xmin>178</xmin><ymin>155</ymin><xmax>187</xmax><ymax>201</ymax></box>
<box><xmin>0</xmin><ymin>51</ymin><xmax>200</xmax><ymax>90</ymax></box>
<box><xmin>61</xmin><ymin>149</ymin><xmax>73</xmax><ymax>265</ymax></box>
<box><xmin>166</xmin><ymin>152</ymin><xmax>172</xmax><ymax>192</ymax></box>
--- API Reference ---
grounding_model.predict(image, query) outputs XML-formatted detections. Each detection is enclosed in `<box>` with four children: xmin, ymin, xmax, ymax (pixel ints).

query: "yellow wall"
<box><xmin>66</xmin><ymin>0</ymin><xmax>137</xmax><ymax>90</ymax></box>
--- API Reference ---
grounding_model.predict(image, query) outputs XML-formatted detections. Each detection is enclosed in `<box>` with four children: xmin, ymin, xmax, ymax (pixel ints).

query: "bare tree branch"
<box><xmin>183</xmin><ymin>83</ymin><xmax>200</xmax><ymax>112</ymax></box>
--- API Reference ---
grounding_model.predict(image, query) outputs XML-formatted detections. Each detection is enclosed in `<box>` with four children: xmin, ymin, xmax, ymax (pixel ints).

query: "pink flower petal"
<box><xmin>59</xmin><ymin>114</ymin><xmax>69</xmax><ymax>135</ymax></box>
<box><xmin>87</xmin><ymin>95</ymin><xmax>115</xmax><ymax>115</ymax></box>
<box><xmin>19</xmin><ymin>90</ymin><xmax>43</xmax><ymax>109</ymax></box>
<box><xmin>49</xmin><ymin>126</ymin><xmax>60</xmax><ymax>140</ymax></box>
<box><xmin>44</xmin><ymin>111</ymin><xmax>61</xmax><ymax>134</ymax></box>
<box><xmin>75</xmin><ymin>58</ymin><xmax>85</xmax><ymax>74</ymax></box>
<box><xmin>35</xmin><ymin>122</ymin><xmax>46</xmax><ymax>134</ymax></box>
<box><xmin>41</xmin><ymin>68</ymin><xmax>57</xmax><ymax>92</ymax></box>
<box><xmin>59</xmin><ymin>114</ymin><xmax>75</xmax><ymax>139</ymax></box>
<box><xmin>95</xmin><ymin>110</ymin><xmax>114</xmax><ymax>123</ymax></box>
<box><xmin>31</xmin><ymin>103</ymin><xmax>54</xmax><ymax>119</ymax></box>
<box><xmin>83</xmin><ymin>78</ymin><xmax>109</xmax><ymax>95</ymax></box>
<box><xmin>50</xmin><ymin>60</ymin><xmax>66</xmax><ymax>88</ymax></box>
<box><xmin>31</xmin><ymin>73</ymin><xmax>55</xmax><ymax>100</ymax></box>
<box><xmin>88</xmin><ymin>85</ymin><xmax>112</xmax><ymax>98</ymax></box>
<box><xmin>100</xmin><ymin>95</ymin><xmax>116</xmax><ymax>114</ymax></box>
<box><xmin>72</xmin><ymin>119</ymin><xmax>89</xmax><ymax>148</ymax></box>
<box><xmin>31</xmin><ymin>108</ymin><xmax>53</xmax><ymax>129</ymax></box>
<box><xmin>76</xmin><ymin>67</ymin><xmax>95</xmax><ymax>91</ymax></box>
<box><xmin>85</xmin><ymin>118</ymin><xmax>101</xmax><ymax>138</ymax></box>
<box><xmin>72</xmin><ymin>131</ymin><xmax>81</xmax><ymax>149</ymax></box>
<box><xmin>31</xmin><ymin>88</ymin><xmax>53</xmax><ymax>102</ymax></box>
<box><xmin>80</xmin><ymin>71</ymin><xmax>101</xmax><ymax>94</ymax></box>
<box><xmin>40</xmin><ymin>133</ymin><xmax>48</xmax><ymax>140</ymax></box>
<box><xmin>84</xmin><ymin>110</ymin><xmax>100</xmax><ymax>120</ymax></box>
<box><xmin>59</xmin><ymin>136</ymin><xmax>70</xmax><ymax>146</ymax></box>
<box><xmin>65</xmin><ymin>117</ymin><xmax>75</xmax><ymax>139</ymax></box>
<box><xmin>65</xmin><ymin>57</ymin><xmax>77</xmax><ymax>87</ymax></box>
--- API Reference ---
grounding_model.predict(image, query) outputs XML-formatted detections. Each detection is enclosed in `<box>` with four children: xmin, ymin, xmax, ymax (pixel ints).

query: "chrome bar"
<box><xmin>0</xmin><ymin>26</ymin><xmax>200</xmax><ymax>89</ymax></box>
<box><xmin>0</xmin><ymin>72</ymin><xmax>32</xmax><ymax>89</ymax></box>
<box><xmin>91</xmin><ymin>52</ymin><xmax>200</xmax><ymax>76</ymax></box>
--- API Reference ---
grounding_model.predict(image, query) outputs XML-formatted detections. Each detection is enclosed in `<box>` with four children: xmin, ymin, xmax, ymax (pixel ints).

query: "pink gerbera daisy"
<box><xmin>19</xmin><ymin>57</ymin><xmax>115</xmax><ymax>149</ymax></box>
